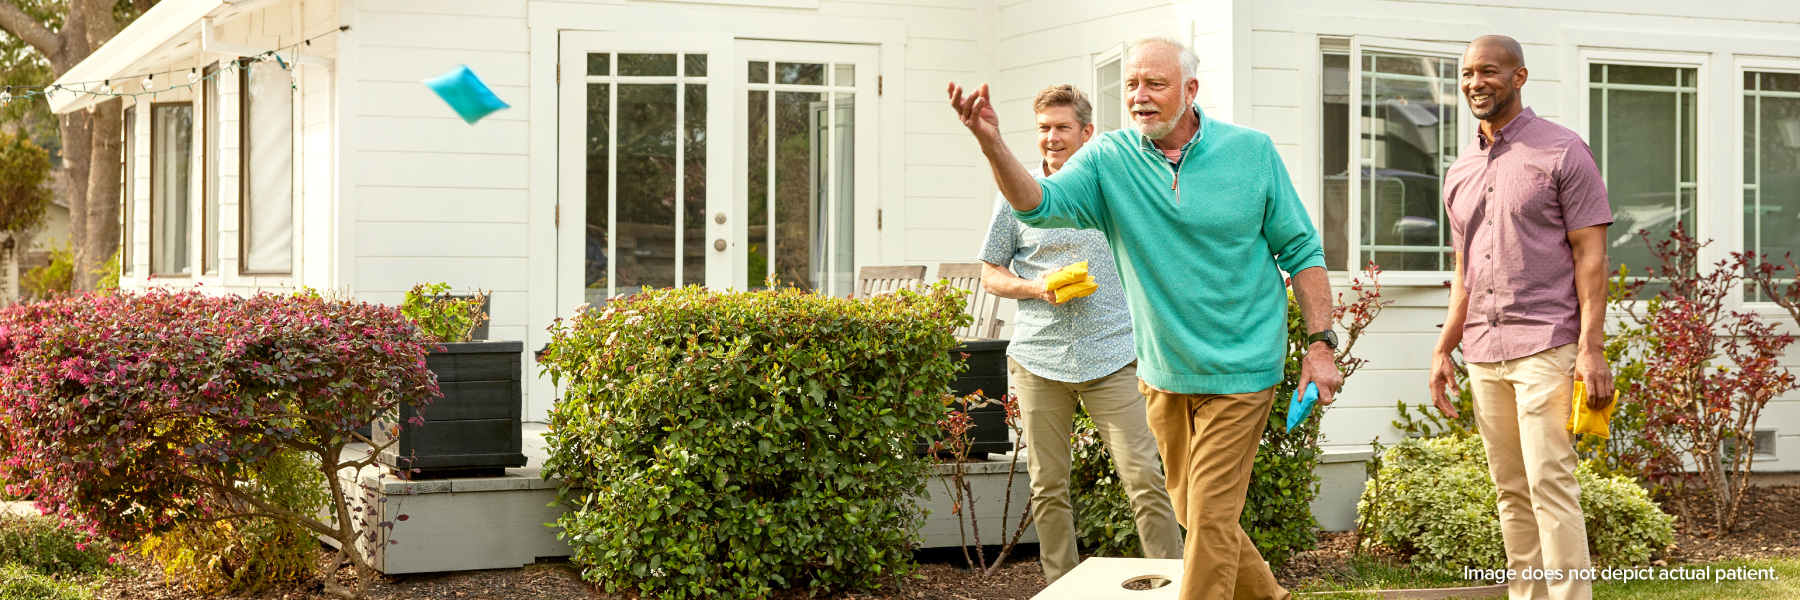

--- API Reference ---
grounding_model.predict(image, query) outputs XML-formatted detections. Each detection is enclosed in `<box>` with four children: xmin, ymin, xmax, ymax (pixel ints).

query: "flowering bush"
<box><xmin>540</xmin><ymin>283</ymin><xmax>966</xmax><ymax>599</ymax></box>
<box><xmin>0</xmin><ymin>289</ymin><xmax>439</xmax><ymax>599</ymax></box>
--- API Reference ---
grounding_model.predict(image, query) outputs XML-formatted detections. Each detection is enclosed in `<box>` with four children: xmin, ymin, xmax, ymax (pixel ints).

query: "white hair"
<box><xmin>1125</xmin><ymin>34</ymin><xmax>1200</xmax><ymax>83</ymax></box>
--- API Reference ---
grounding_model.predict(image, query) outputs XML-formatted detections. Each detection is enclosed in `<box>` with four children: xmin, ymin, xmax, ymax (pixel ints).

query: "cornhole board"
<box><xmin>1032</xmin><ymin>557</ymin><xmax>1184</xmax><ymax>599</ymax></box>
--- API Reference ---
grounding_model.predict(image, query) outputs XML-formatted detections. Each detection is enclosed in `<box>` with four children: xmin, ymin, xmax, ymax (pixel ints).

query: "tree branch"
<box><xmin>0</xmin><ymin>1</ymin><xmax>64</xmax><ymax>65</ymax></box>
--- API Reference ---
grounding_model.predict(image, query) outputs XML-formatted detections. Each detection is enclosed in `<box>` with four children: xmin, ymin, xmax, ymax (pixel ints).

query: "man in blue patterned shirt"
<box><xmin>977</xmin><ymin>84</ymin><xmax>1182</xmax><ymax>584</ymax></box>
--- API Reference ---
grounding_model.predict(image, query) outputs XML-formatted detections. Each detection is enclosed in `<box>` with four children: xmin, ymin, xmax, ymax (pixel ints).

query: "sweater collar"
<box><xmin>1136</xmin><ymin>103</ymin><xmax>1207</xmax><ymax>154</ymax></box>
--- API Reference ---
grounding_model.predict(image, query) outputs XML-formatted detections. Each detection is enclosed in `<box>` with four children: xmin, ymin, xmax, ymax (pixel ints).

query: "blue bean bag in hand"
<box><xmin>422</xmin><ymin>65</ymin><xmax>510</xmax><ymax>124</ymax></box>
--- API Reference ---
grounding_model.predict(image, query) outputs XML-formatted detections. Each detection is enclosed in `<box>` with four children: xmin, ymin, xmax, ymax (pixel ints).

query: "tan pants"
<box><xmin>1468</xmin><ymin>343</ymin><xmax>1591</xmax><ymax>600</ymax></box>
<box><xmin>1141</xmin><ymin>381</ymin><xmax>1290</xmax><ymax>600</ymax></box>
<box><xmin>1010</xmin><ymin>358</ymin><xmax>1183</xmax><ymax>584</ymax></box>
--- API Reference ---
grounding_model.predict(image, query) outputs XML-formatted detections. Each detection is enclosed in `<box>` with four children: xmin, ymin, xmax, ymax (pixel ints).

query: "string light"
<box><xmin>0</xmin><ymin>24</ymin><xmax>350</xmax><ymax>106</ymax></box>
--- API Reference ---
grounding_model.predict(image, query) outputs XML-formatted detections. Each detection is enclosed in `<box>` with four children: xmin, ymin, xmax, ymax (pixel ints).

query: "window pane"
<box><xmin>777</xmin><ymin>63</ymin><xmax>824</xmax><ymax>86</ymax></box>
<box><xmin>1096</xmin><ymin>59</ymin><xmax>1122</xmax><ymax>132</ymax></box>
<box><xmin>619</xmin><ymin>53</ymin><xmax>675</xmax><ymax>77</ymax></box>
<box><xmin>616</xmin><ymin>84</ymin><xmax>677</xmax><ymax>294</ymax></box>
<box><xmin>828</xmin><ymin>93</ymin><xmax>856</xmax><ymax>296</ymax></box>
<box><xmin>1360</xmin><ymin>52</ymin><xmax>1460</xmax><ymax>271</ymax></box>
<box><xmin>1765</xmin><ymin>72</ymin><xmax>1800</xmax><ymax>93</ymax></box>
<box><xmin>587</xmin><ymin>53</ymin><xmax>610</xmax><ymax>77</ymax></box>
<box><xmin>121</xmin><ymin>107</ymin><xmax>135</xmax><ymax>276</ymax></box>
<box><xmin>685</xmin><ymin>54</ymin><xmax>707</xmax><ymax>78</ymax></box>
<box><xmin>833</xmin><ymin>64</ymin><xmax>854</xmax><ymax>87</ymax></box>
<box><xmin>775</xmin><ymin>91</ymin><xmax>821</xmax><ymax>290</ymax></box>
<box><xmin>243</xmin><ymin>61</ymin><xmax>292</xmax><ymax>274</ymax></box>
<box><xmin>1591</xmin><ymin>65</ymin><xmax>1697</xmax><ymax>281</ymax></box>
<box><xmin>682</xmin><ymin>83</ymin><xmax>706</xmax><ymax>288</ymax></box>
<box><xmin>747</xmin><ymin>89</ymin><xmax>769</xmax><ymax>287</ymax></box>
<box><xmin>1745</xmin><ymin>73</ymin><xmax>1800</xmax><ymax>300</ymax></box>
<box><xmin>748</xmin><ymin>61</ymin><xmax>769</xmax><ymax>84</ymax></box>
<box><xmin>152</xmin><ymin>104</ymin><xmax>192</xmax><ymax>275</ymax></box>
<box><xmin>1321</xmin><ymin>53</ymin><xmax>1350</xmax><ymax>270</ymax></box>
<box><xmin>585</xmin><ymin>83</ymin><xmax>610</xmax><ymax>304</ymax></box>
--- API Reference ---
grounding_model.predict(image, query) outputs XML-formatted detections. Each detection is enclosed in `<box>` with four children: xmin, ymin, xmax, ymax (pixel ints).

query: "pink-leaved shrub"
<box><xmin>0</xmin><ymin>289</ymin><xmax>439</xmax><ymax>599</ymax></box>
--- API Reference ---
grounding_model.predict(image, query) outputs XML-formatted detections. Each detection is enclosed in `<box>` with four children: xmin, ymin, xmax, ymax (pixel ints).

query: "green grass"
<box><xmin>0</xmin><ymin>563</ymin><xmax>94</xmax><ymax>600</ymax></box>
<box><xmin>1291</xmin><ymin>556</ymin><xmax>1800</xmax><ymax>599</ymax></box>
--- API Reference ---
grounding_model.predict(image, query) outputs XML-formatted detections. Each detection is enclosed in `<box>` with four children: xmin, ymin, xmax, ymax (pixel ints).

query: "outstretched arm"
<box><xmin>948</xmin><ymin>82</ymin><xmax>1043</xmax><ymax>212</ymax></box>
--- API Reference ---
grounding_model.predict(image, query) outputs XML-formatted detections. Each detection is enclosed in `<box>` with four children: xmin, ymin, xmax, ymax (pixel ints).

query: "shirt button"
<box><xmin>1487</xmin><ymin>289</ymin><xmax>1493</xmax><ymax>294</ymax></box>
<box><xmin>1487</xmin><ymin>187</ymin><xmax>1493</xmax><ymax>192</ymax></box>
<box><xmin>1485</xmin><ymin>254</ymin><xmax>1490</xmax><ymax>259</ymax></box>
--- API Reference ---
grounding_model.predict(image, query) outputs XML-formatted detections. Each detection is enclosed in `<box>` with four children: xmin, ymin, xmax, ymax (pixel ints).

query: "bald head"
<box><xmin>1467</xmin><ymin>35</ymin><xmax>1525</xmax><ymax>70</ymax></box>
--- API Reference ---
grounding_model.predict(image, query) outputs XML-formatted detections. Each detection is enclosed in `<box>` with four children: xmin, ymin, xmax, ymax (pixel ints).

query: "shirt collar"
<box><xmin>1477</xmin><ymin>106</ymin><xmax>1537</xmax><ymax>150</ymax></box>
<box><xmin>1137</xmin><ymin>103</ymin><xmax>1207</xmax><ymax>153</ymax></box>
<box><xmin>1038</xmin><ymin>162</ymin><xmax>1053</xmax><ymax>177</ymax></box>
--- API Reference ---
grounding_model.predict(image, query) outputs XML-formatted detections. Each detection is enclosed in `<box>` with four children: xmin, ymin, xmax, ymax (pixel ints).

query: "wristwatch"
<box><xmin>1307</xmin><ymin>329</ymin><xmax>1339</xmax><ymax>350</ymax></box>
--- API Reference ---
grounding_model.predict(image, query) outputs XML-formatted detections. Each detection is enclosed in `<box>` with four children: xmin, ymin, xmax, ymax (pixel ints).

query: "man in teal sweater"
<box><xmin>949</xmin><ymin>34</ymin><xmax>1343</xmax><ymax>600</ymax></box>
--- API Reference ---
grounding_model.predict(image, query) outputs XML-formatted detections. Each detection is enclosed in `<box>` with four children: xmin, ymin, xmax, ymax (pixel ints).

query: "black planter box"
<box><xmin>917</xmin><ymin>338</ymin><xmax>1013</xmax><ymax>457</ymax></box>
<box><xmin>377</xmin><ymin>340</ymin><xmax>528</xmax><ymax>477</ymax></box>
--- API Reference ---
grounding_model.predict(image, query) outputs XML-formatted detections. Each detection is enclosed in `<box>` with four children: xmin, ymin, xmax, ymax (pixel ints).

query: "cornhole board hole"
<box><xmin>1032</xmin><ymin>557</ymin><xmax>1184</xmax><ymax>599</ymax></box>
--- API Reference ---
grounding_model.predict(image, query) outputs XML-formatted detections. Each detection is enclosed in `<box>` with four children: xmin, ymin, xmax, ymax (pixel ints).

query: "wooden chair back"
<box><xmin>937</xmin><ymin>262</ymin><xmax>1004</xmax><ymax>339</ymax></box>
<box><xmin>856</xmin><ymin>265</ymin><xmax>927</xmax><ymax>299</ymax></box>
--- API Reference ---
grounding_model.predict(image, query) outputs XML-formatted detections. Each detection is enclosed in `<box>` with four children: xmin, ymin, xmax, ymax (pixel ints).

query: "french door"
<box><xmin>559</xmin><ymin>33</ymin><xmax>879</xmax><ymax>309</ymax></box>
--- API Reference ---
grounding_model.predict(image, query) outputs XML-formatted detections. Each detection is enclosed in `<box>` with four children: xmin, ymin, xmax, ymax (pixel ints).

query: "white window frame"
<box><xmin>1735</xmin><ymin>56</ymin><xmax>1800</xmax><ymax>311</ymax></box>
<box><xmin>1091</xmin><ymin>44</ymin><xmax>1125</xmax><ymax>133</ymax></box>
<box><xmin>1329</xmin><ymin>36</ymin><xmax>1472</xmax><ymax>286</ymax></box>
<box><xmin>1578</xmin><ymin>49</ymin><xmax>1713</xmax><ymax>278</ymax></box>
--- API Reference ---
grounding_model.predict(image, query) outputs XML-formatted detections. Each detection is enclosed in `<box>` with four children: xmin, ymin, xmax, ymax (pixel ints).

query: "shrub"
<box><xmin>1358</xmin><ymin>435</ymin><xmax>1675</xmax><ymax>575</ymax></box>
<box><xmin>1070</xmin><ymin>265</ymin><xmax>1390</xmax><ymax>567</ymax></box>
<box><xmin>0</xmin><ymin>563</ymin><xmax>91</xmax><ymax>600</ymax></box>
<box><xmin>0</xmin><ymin>289</ymin><xmax>439</xmax><ymax>599</ymax></box>
<box><xmin>133</xmin><ymin>449</ymin><xmax>328</xmax><ymax>594</ymax></box>
<box><xmin>0</xmin><ymin>513</ymin><xmax>113</xmax><ymax>577</ymax></box>
<box><xmin>20</xmin><ymin>242</ymin><xmax>71</xmax><ymax>301</ymax></box>
<box><xmin>540</xmin><ymin>283</ymin><xmax>968</xmax><ymax>599</ymax></box>
<box><xmin>400</xmin><ymin>282</ymin><xmax>488</xmax><ymax>343</ymax></box>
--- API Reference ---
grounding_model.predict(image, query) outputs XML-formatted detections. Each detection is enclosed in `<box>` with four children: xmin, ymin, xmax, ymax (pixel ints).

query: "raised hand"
<box><xmin>947</xmin><ymin>82</ymin><xmax>1002</xmax><ymax>148</ymax></box>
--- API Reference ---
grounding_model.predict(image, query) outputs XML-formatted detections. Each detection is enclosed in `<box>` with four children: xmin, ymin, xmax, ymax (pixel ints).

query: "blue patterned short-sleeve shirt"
<box><xmin>977</xmin><ymin>167</ymin><xmax>1135</xmax><ymax>383</ymax></box>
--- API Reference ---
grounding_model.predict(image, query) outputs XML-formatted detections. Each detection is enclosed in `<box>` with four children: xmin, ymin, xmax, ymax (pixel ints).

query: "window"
<box><xmin>1744</xmin><ymin>71</ymin><xmax>1800</xmax><ymax>300</ymax></box>
<box><xmin>204</xmin><ymin>64</ymin><xmax>220</xmax><ymax>274</ymax></box>
<box><xmin>241</xmin><ymin>59</ymin><xmax>293</xmax><ymax>275</ymax></box>
<box><xmin>1589</xmin><ymin>63</ymin><xmax>1698</xmax><ymax>279</ymax></box>
<box><xmin>121</xmin><ymin>106</ymin><xmax>135</xmax><ymax>277</ymax></box>
<box><xmin>1320</xmin><ymin>46</ymin><xmax>1462</xmax><ymax>271</ymax></box>
<box><xmin>1093</xmin><ymin>50</ymin><xmax>1123</xmax><ymax>132</ymax></box>
<box><xmin>151</xmin><ymin>103</ymin><xmax>193</xmax><ymax>276</ymax></box>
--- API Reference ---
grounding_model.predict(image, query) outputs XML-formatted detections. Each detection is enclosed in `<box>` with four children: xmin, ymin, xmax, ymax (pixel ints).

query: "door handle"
<box><xmin>714</xmin><ymin>239</ymin><xmax>727</xmax><ymax>251</ymax></box>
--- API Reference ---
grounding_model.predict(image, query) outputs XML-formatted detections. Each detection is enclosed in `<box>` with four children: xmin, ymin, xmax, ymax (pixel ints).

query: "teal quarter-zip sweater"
<box><xmin>1015</xmin><ymin>105</ymin><xmax>1325</xmax><ymax>395</ymax></box>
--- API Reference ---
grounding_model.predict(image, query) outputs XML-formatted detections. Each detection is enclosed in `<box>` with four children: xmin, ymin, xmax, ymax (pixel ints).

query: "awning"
<box><xmin>48</xmin><ymin>0</ymin><xmax>290</xmax><ymax>114</ymax></box>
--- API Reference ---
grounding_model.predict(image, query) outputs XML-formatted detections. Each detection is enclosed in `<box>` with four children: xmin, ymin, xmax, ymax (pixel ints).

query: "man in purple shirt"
<box><xmin>1428</xmin><ymin>35</ymin><xmax>1613</xmax><ymax>600</ymax></box>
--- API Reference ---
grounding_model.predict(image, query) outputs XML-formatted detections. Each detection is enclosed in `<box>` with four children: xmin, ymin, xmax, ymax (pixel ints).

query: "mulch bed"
<box><xmin>89</xmin><ymin>485</ymin><xmax>1800</xmax><ymax>599</ymax></box>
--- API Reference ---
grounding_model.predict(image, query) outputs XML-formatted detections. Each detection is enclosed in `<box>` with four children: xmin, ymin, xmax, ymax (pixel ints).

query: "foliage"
<box><xmin>0</xmin><ymin>563</ymin><xmax>91</xmax><ymax>600</ymax></box>
<box><xmin>1357</xmin><ymin>435</ymin><xmax>1674</xmax><ymax>575</ymax></box>
<box><xmin>540</xmin><ymin>282</ymin><xmax>968</xmax><ymax>599</ymax></box>
<box><xmin>1575</xmin><ymin>265</ymin><xmax>1655</xmax><ymax>479</ymax></box>
<box><xmin>20</xmin><ymin>241</ymin><xmax>71</xmax><ymax>300</ymax></box>
<box><xmin>0</xmin><ymin>513</ymin><xmax>113</xmax><ymax>577</ymax></box>
<box><xmin>0</xmin><ymin>289</ymin><xmax>440</xmax><ymax>599</ymax></box>
<box><xmin>928</xmin><ymin>391</ymin><xmax>1032</xmax><ymax>577</ymax></box>
<box><xmin>400</xmin><ymin>282</ymin><xmax>489</xmax><ymax>343</ymax></box>
<box><xmin>0</xmin><ymin>132</ymin><xmax>49</xmax><ymax>235</ymax></box>
<box><xmin>1613</xmin><ymin>225</ymin><xmax>1798</xmax><ymax>532</ymax></box>
<box><xmin>1391</xmin><ymin>354</ymin><xmax>1475</xmax><ymax>440</ymax></box>
<box><xmin>133</xmin><ymin>449</ymin><xmax>328</xmax><ymax>595</ymax></box>
<box><xmin>1070</xmin><ymin>263</ymin><xmax>1391</xmax><ymax>567</ymax></box>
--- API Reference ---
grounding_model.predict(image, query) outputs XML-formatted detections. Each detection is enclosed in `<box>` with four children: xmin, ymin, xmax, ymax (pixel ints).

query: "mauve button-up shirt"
<box><xmin>1445</xmin><ymin>108</ymin><xmax>1613</xmax><ymax>364</ymax></box>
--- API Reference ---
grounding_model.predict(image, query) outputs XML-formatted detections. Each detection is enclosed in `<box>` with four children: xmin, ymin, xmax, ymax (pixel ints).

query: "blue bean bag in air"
<box><xmin>423</xmin><ymin>65</ymin><xmax>510</xmax><ymax>125</ymax></box>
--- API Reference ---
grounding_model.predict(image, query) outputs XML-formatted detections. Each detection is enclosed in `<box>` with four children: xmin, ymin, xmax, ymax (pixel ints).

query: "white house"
<box><xmin>48</xmin><ymin>0</ymin><xmax>1800</xmax><ymax>470</ymax></box>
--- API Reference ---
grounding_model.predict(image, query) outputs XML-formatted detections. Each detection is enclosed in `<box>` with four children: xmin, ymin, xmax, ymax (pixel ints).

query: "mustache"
<box><xmin>1129</xmin><ymin>103</ymin><xmax>1160</xmax><ymax>113</ymax></box>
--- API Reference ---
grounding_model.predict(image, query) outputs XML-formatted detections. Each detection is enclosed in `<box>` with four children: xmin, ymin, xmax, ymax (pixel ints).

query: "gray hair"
<box><xmin>1125</xmin><ymin>34</ymin><xmax>1200</xmax><ymax>83</ymax></box>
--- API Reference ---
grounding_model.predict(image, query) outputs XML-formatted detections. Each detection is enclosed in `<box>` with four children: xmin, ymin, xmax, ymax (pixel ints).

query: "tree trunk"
<box><xmin>59</xmin><ymin>110</ymin><xmax>92</xmax><ymax>288</ymax></box>
<box><xmin>79</xmin><ymin>99</ymin><xmax>122</xmax><ymax>290</ymax></box>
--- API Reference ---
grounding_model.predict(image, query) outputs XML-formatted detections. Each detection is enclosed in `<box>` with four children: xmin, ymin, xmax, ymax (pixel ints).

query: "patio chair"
<box><xmin>937</xmin><ymin>262</ymin><xmax>1004</xmax><ymax>339</ymax></box>
<box><xmin>855</xmin><ymin>265</ymin><xmax>927</xmax><ymax>299</ymax></box>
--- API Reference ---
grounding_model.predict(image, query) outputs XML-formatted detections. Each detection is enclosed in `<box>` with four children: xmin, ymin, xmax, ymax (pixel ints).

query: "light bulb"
<box><xmin>98</xmin><ymin>81</ymin><xmax>110</xmax><ymax>95</ymax></box>
<box><xmin>1</xmin><ymin>91</ymin><xmax>10</xmax><ymax>104</ymax></box>
<box><xmin>141</xmin><ymin>75</ymin><xmax>153</xmax><ymax>91</ymax></box>
<box><xmin>188</xmin><ymin>69</ymin><xmax>199</xmax><ymax>83</ymax></box>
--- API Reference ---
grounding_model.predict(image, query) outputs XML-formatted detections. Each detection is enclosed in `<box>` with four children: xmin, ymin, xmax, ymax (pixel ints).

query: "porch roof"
<box><xmin>48</xmin><ymin>0</ymin><xmax>278</xmax><ymax>115</ymax></box>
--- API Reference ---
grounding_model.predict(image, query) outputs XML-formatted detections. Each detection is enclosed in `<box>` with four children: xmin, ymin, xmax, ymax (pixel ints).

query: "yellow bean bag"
<box><xmin>1566</xmin><ymin>381</ymin><xmax>1619</xmax><ymax>439</ymax></box>
<box><xmin>1044</xmin><ymin>262</ymin><xmax>1089</xmax><ymax>291</ymax></box>
<box><xmin>1054</xmin><ymin>277</ymin><xmax>1098</xmax><ymax>303</ymax></box>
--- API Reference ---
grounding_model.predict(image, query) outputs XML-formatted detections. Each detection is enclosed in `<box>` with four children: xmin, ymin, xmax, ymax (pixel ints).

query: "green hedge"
<box><xmin>1358</xmin><ymin>435</ymin><xmax>1675</xmax><ymax>574</ymax></box>
<box><xmin>1072</xmin><ymin>294</ymin><xmax>1323</xmax><ymax>566</ymax></box>
<box><xmin>0</xmin><ymin>514</ymin><xmax>111</xmax><ymax>578</ymax></box>
<box><xmin>540</xmin><ymin>284</ymin><xmax>969</xmax><ymax>599</ymax></box>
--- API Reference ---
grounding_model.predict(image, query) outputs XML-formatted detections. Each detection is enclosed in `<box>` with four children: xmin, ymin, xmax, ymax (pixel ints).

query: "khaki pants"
<box><xmin>1141</xmin><ymin>381</ymin><xmax>1290</xmax><ymax>600</ymax></box>
<box><xmin>1468</xmin><ymin>343</ymin><xmax>1591</xmax><ymax>600</ymax></box>
<box><xmin>1010</xmin><ymin>358</ymin><xmax>1183</xmax><ymax>584</ymax></box>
